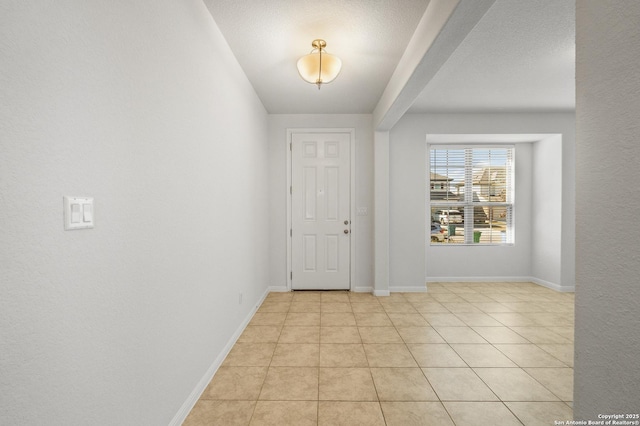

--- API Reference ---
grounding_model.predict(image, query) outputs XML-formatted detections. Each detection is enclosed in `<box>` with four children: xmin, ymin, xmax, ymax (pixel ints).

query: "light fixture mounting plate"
<box><xmin>311</xmin><ymin>39</ymin><xmax>327</xmax><ymax>50</ymax></box>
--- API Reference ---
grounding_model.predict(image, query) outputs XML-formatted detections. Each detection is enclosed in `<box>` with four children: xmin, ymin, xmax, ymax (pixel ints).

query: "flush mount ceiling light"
<box><xmin>296</xmin><ymin>39</ymin><xmax>342</xmax><ymax>90</ymax></box>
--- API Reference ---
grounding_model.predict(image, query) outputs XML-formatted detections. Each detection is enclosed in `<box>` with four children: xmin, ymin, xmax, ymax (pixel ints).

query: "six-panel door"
<box><xmin>291</xmin><ymin>132</ymin><xmax>351</xmax><ymax>290</ymax></box>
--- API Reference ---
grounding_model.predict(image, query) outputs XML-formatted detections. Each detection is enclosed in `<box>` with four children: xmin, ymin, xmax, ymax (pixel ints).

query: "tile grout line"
<box><xmin>352</xmin><ymin>299</ymin><xmax>387</xmax><ymax>424</ymax></box>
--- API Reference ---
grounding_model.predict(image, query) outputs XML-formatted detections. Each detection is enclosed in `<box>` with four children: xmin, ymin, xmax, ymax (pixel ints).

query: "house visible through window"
<box><xmin>429</xmin><ymin>146</ymin><xmax>514</xmax><ymax>245</ymax></box>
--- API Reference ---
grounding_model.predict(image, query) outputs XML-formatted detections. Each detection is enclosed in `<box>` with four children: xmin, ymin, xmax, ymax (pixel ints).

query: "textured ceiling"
<box><xmin>203</xmin><ymin>0</ymin><xmax>430</xmax><ymax>114</ymax></box>
<box><xmin>203</xmin><ymin>0</ymin><xmax>575</xmax><ymax>115</ymax></box>
<box><xmin>408</xmin><ymin>0</ymin><xmax>575</xmax><ymax>113</ymax></box>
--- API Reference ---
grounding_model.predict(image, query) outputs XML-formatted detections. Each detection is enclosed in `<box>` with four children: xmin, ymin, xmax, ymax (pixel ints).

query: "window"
<box><xmin>429</xmin><ymin>146</ymin><xmax>514</xmax><ymax>245</ymax></box>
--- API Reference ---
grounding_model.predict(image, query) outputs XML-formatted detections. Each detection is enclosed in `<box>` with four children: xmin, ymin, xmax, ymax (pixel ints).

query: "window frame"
<box><xmin>428</xmin><ymin>144</ymin><xmax>515</xmax><ymax>246</ymax></box>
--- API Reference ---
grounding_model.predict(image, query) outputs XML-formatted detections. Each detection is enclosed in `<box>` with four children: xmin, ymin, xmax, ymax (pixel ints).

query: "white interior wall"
<box><xmin>575</xmin><ymin>1</ymin><xmax>640</xmax><ymax>418</ymax></box>
<box><xmin>531</xmin><ymin>135</ymin><xmax>563</xmax><ymax>286</ymax></box>
<box><xmin>0</xmin><ymin>1</ymin><xmax>269</xmax><ymax>424</ymax></box>
<box><xmin>560</xmin><ymin>110</ymin><xmax>576</xmax><ymax>290</ymax></box>
<box><xmin>389</xmin><ymin>112</ymin><xmax>575</xmax><ymax>290</ymax></box>
<box><xmin>374</xmin><ymin>131</ymin><xmax>391</xmax><ymax>295</ymax></box>
<box><xmin>267</xmin><ymin>115</ymin><xmax>374</xmax><ymax>292</ymax></box>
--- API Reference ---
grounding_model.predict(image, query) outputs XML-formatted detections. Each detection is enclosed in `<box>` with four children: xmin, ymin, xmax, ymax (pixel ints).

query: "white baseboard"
<box><xmin>529</xmin><ymin>277</ymin><xmax>575</xmax><ymax>292</ymax></box>
<box><xmin>278</xmin><ymin>284</ymin><xmax>375</xmax><ymax>294</ymax></box>
<box><xmin>373</xmin><ymin>289</ymin><xmax>390</xmax><ymax>297</ymax></box>
<box><xmin>427</xmin><ymin>276</ymin><xmax>532</xmax><ymax>283</ymax></box>
<box><xmin>389</xmin><ymin>286</ymin><xmax>427</xmax><ymax>293</ymax></box>
<box><xmin>426</xmin><ymin>276</ymin><xmax>575</xmax><ymax>293</ymax></box>
<box><xmin>168</xmin><ymin>287</ymin><xmax>271</xmax><ymax>426</ymax></box>
<box><xmin>268</xmin><ymin>285</ymin><xmax>289</xmax><ymax>293</ymax></box>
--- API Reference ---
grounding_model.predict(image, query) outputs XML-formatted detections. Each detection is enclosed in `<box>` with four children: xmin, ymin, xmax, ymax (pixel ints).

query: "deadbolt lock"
<box><xmin>344</xmin><ymin>220</ymin><xmax>349</xmax><ymax>225</ymax></box>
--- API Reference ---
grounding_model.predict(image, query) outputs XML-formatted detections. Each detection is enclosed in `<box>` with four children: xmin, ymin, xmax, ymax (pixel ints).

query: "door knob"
<box><xmin>344</xmin><ymin>229</ymin><xmax>349</xmax><ymax>234</ymax></box>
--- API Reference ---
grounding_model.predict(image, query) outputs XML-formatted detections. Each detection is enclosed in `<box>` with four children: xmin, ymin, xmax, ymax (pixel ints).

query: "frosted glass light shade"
<box><xmin>296</xmin><ymin>51</ymin><xmax>342</xmax><ymax>87</ymax></box>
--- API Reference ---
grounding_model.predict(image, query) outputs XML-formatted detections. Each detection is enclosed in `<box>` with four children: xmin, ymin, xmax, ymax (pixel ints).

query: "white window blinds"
<box><xmin>429</xmin><ymin>146</ymin><xmax>514</xmax><ymax>245</ymax></box>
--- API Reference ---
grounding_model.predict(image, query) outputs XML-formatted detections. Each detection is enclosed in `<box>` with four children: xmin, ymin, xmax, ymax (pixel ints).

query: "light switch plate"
<box><xmin>64</xmin><ymin>196</ymin><xmax>94</xmax><ymax>230</ymax></box>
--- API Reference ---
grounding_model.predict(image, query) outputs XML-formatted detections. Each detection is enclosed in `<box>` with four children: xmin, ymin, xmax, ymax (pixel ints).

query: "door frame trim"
<box><xmin>286</xmin><ymin>128</ymin><xmax>356</xmax><ymax>291</ymax></box>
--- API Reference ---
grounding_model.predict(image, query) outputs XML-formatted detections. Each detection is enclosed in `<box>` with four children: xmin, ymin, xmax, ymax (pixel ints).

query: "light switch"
<box><xmin>71</xmin><ymin>204</ymin><xmax>81</xmax><ymax>223</ymax></box>
<box><xmin>82</xmin><ymin>204</ymin><xmax>92</xmax><ymax>222</ymax></box>
<box><xmin>64</xmin><ymin>196</ymin><xmax>94</xmax><ymax>230</ymax></box>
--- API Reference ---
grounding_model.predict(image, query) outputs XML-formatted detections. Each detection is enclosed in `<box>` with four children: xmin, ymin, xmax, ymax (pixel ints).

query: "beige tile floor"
<box><xmin>184</xmin><ymin>282</ymin><xmax>574</xmax><ymax>425</ymax></box>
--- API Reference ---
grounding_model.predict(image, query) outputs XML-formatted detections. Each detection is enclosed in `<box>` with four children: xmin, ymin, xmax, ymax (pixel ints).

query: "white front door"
<box><xmin>291</xmin><ymin>132</ymin><xmax>351</xmax><ymax>290</ymax></box>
